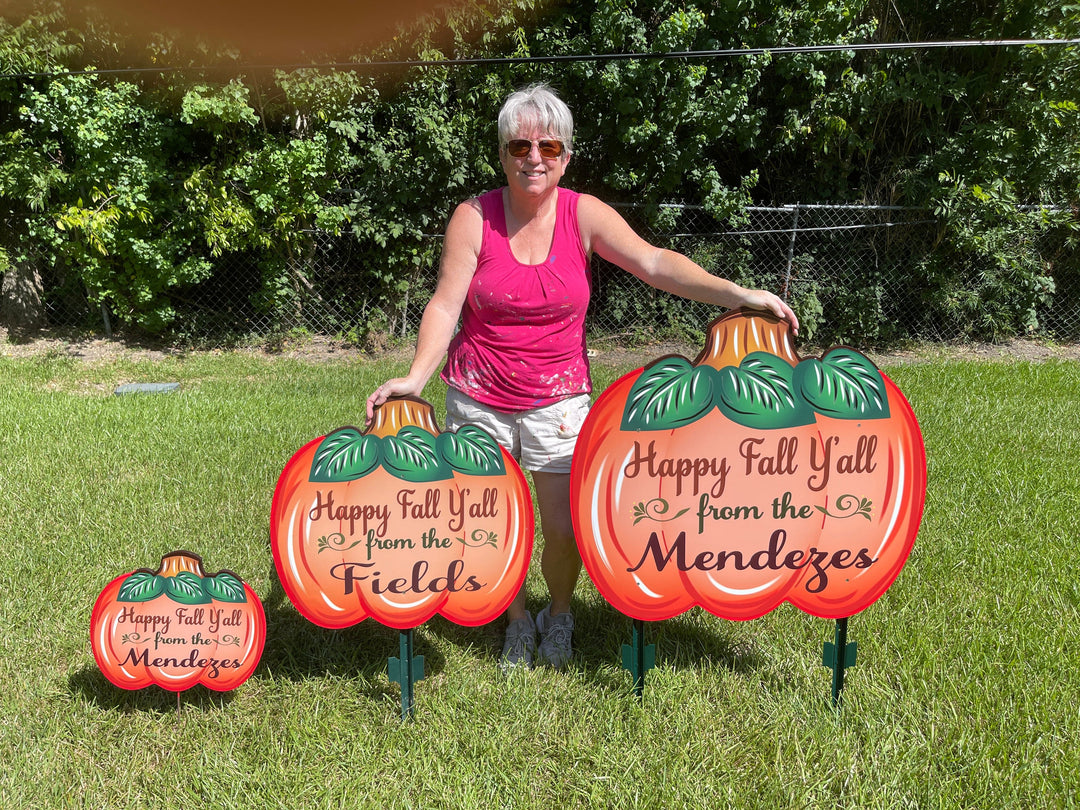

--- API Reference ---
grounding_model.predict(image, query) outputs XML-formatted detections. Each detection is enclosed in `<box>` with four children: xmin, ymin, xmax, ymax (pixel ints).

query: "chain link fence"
<box><xmin>594</xmin><ymin>203</ymin><xmax>1079</xmax><ymax>346</ymax></box>
<box><xmin>594</xmin><ymin>203</ymin><xmax>941</xmax><ymax>346</ymax></box>
<box><xmin>13</xmin><ymin>202</ymin><xmax>1080</xmax><ymax>346</ymax></box>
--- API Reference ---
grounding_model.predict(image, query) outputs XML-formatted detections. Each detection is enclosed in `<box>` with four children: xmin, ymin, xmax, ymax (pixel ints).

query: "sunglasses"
<box><xmin>505</xmin><ymin>138</ymin><xmax>565</xmax><ymax>159</ymax></box>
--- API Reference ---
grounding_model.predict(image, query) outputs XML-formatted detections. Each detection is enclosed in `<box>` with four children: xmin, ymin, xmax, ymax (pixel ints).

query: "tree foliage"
<box><xmin>0</xmin><ymin>0</ymin><xmax>1077</xmax><ymax>340</ymax></box>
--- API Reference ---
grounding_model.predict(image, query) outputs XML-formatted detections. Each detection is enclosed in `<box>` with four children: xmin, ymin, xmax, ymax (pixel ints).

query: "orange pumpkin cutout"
<box><xmin>270</xmin><ymin>397</ymin><xmax>534</xmax><ymax>630</ymax></box>
<box><xmin>90</xmin><ymin>551</ymin><xmax>266</xmax><ymax>692</ymax></box>
<box><xmin>571</xmin><ymin>310</ymin><xmax>926</xmax><ymax>621</ymax></box>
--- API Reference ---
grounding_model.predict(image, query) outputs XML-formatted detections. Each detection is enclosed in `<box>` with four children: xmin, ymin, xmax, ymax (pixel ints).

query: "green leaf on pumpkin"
<box><xmin>310</xmin><ymin>427</ymin><xmax>381</xmax><ymax>482</ymax></box>
<box><xmin>381</xmin><ymin>426</ymin><xmax>451</xmax><ymax>482</ymax></box>
<box><xmin>202</xmin><ymin>572</ymin><xmax>247</xmax><ymax>603</ymax></box>
<box><xmin>716</xmin><ymin>352</ymin><xmax>816</xmax><ymax>429</ymax></box>
<box><xmin>621</xmin><ymin>357</ymin><xmax>718</xmax><ymax>431</ymax></box>
<box><xmin>164</xmin><ymin>571</ymin><xmax>213</xmax><ymax>605</ymax></box>
<box><xmin>438</xmin><ymin>425</ymin><xmax>506</xmax><ymax>475</ymax></box>
<box><xmin>117</xmin><ymin>571</ymin><xmax>166</xmax><ymax>602</ymax></box>
<box><xmin>794</xmin><ymin>349</ymin><xmax>889</xmax><ymax>420</ymax></box>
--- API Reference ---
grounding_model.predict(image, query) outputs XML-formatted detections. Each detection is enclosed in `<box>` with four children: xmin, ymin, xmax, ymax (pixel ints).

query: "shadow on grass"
<box><xmin>261</xmin><ymin>580</ymin><xmax>773</xmax><ymax>698</ymax></box>
<box><xmin>68</xmin><ymin>667</ymin><xmax>240</xmax><ymax>714</ymax></box>
<box><xmin>568</xmin><ymin>598</ymin><xmax>767</xmax><ymax>689</ymax></box>
<box><xmin>371</xmin><ymin>591</ymin><xmax>766</xmax><ymax>692</ymax></box>
<box><xmin>74</xmin><ymin>561</ymin><xmax>773</xmax><ymax>711</ymax></box>
<box><xmin>66</xmin><ymin>563</ymin><xmax>452</xmax><ymax>714</ymax></box>
<box><xmin>258</xmin><ymin>562</ymin><xmax>449</xmax><ymax>685</ymax></box>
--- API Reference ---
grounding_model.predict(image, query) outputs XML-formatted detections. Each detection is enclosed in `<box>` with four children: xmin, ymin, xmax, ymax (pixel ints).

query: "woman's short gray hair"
<box><xmin>498</xmin><ymin>83</ymin><xmax>573</xmax><ymax>158</ymax></box>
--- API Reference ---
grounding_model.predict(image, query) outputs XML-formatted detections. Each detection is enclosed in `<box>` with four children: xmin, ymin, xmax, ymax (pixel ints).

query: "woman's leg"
<box><xmin>504</xmin><ymin>586</ymin><xmax>530</xmax><ymax>621</ymax></box>
<box><xmin>531</xmin><ymin>470</ymin><xmax>581</xmax><ymax>615</ymax></box>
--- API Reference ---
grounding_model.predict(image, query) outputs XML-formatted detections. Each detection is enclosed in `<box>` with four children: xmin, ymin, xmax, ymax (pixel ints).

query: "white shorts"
<box><xmin>444</xmin><ymin>389</ymin><xmax>591</xmax><ymax>474</ymax></box>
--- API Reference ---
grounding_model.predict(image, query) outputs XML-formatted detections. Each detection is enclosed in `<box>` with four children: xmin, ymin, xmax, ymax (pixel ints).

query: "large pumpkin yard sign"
<box><xmin>270</xmin><ymin>397</ymin><xmax>533</xmax><ymax>631</ymax></box>
<box><xmin>571</xmin><ymin>310</ymin><xmax>927</xmax><ymax>622</ymax></box>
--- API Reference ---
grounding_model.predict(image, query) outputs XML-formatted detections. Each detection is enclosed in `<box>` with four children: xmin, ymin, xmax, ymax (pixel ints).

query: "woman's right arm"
<box><xmin>365</xmin><ymin>199</ymin><xmax>483</xmax><ymax>424</ymax></box>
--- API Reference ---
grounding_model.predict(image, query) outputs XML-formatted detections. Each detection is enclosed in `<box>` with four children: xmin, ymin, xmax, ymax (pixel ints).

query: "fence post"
<box><xmin>783</xmin><ymin>203</ymin><xmax>799</xmax><ymax>302</ymax></box>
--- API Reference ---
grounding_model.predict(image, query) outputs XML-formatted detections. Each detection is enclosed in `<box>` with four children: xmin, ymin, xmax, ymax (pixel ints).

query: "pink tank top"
<box><xmin>441</xmin><ymin>187</ymin><xmax>591</xmax><ymax>411</ymax></box>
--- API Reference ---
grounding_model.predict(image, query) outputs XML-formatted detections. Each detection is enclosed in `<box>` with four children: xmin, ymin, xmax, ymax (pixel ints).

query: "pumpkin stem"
<box><xmin>693</xmin><ymin>309</ymin><xmax>800</xmax><ymax>369</ymax></box>
<box><xmin>157</xmin><ymin>551</ymin><xmax>205</xmax><ymax>578</ymax></box>
<box><xmin>368</xmin><ymin>396</ymin><xmax>441</xmax><ymax>438</ymax></box>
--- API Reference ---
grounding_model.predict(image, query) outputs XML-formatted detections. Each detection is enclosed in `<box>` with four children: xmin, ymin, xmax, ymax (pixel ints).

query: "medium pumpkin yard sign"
<box><xmin>270</xmin><ymin>397</ymin><xmax>534</xmax><ymax>717</ymax></box>
<box><xmin>570</xmin><ymin>310</ymin><xmax>927</xmax><ymax>702</ymax></box>
<box><xmin>90</xmin><ymin>551</ymin><xmax>266</xmax><ymax>694</ymax></box>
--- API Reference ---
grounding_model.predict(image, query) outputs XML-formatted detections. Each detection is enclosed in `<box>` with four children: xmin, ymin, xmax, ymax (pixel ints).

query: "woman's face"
<box><xmin>500</xmin><ymin>124</ymin><xmax>569</xmax><ymax>199</ymax></box>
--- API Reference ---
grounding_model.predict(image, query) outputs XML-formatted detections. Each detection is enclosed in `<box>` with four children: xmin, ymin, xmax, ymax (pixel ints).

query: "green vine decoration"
<box><xmin>317</xmin><ymin>532</ymin><xmax>362</xmax><ymax>554</ymax></box>
<box><xmin>632</xmin><ymin>498</ymin><xmax>690</xmax><ymax>525</ymax></box>
<box><xmin>814</xmin><ymin>495</ymin><xmax>874</xmax><ymax>521</ymax></box>
<box><xmin>457</xmin><ymin>529</ymin><xmax>499</xmax><ymax>549</ymax></box>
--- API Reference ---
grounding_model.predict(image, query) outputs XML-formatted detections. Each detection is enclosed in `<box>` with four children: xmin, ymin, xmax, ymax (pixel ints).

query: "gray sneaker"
<box><xmin>501</xmin><ymin>613</ymin><xmax>537</xmax><ymax>671</ymax></box>
<box><xmin>535</xmin><ymin>604</ymin><xmax>574</xmax><ymax>669</ymax></box>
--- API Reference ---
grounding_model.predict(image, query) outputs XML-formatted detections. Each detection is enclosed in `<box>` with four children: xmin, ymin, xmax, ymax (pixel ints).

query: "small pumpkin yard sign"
<box><xmin>270</xmin><ymin>397</ymin><xmax>533</xmax><ymax>631</ymax></box>
<box><xmin>571</xmin><ymin>309</ymin><xmax>927</xmax><ymax>623</ymax></box>
<box><xmin>90</xmin><ymin>551</ymin><xmax>266</xmax><ymax>692</ymax></box>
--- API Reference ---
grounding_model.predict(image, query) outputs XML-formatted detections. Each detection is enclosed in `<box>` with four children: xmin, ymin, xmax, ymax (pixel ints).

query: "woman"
<box><xmin>366</xmin><ymin>83</ymin><xmax>798</xmax><ymax>670</ymax></box>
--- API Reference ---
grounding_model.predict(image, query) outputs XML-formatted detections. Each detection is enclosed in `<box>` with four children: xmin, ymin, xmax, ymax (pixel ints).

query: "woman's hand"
<box><xmin>738</xmin><ymin>288</ymin><xmax>801</xmax><ymax>336</ymax></box>
<box><xmin>365</xmin><ymin>377</ymin><xmax>424</xmax><ymax>426</ymax></box>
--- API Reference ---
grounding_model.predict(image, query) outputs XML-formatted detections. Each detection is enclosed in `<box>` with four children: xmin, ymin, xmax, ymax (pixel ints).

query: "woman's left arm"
<box><xmin>578</xmin><ymin>194</ymin><xmax>799</xmax><ymax>334</ymax></box>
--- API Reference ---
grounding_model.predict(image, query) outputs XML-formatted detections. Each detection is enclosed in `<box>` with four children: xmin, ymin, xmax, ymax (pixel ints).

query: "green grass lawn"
<box><xmin>1</xmin><ymin>349</ymin><xmax>1078</xmax><ymax>808</ymax></box>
